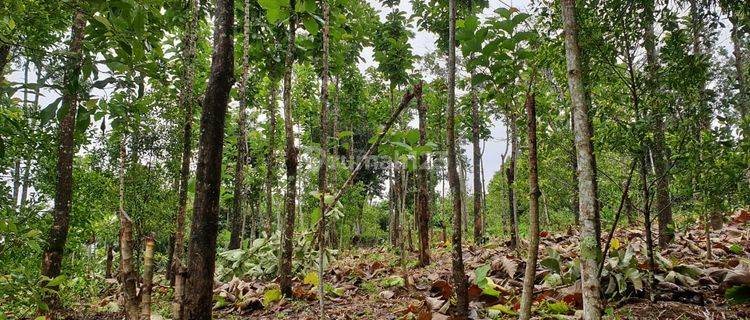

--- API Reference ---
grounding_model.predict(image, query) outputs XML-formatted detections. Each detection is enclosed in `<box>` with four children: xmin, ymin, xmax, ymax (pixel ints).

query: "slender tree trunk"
<box><xmin>459</xmin><ymin>158</ymin><xmax>468</xmax><ymax>233</ymax></box>
<box><xmin>316</xmin><ymin>0</ymin><xmax>331</xmax><ymax>316</ymax></box>
<box><xmin>561</xmin><ymin>0</ymin><xmax>602</xmax><ymax>318</ymax></box>
<box><xmin>40</xmin><ymin>10</ymin><xmax>86</xmax><ymax>311</ymax></box>
<box><xmin>570</xmin><ymin>114</ymin><xmax>580</xmax><ymax>223</ymax></box>
<box><xmin>181</xmin><ymin>0</ymin><xmax>235</xmax><ymax>316</ymax></box>
<box><xmin>171</xmin><ymin>0</ymin><xmax>199</xmax><ymax>315</ymax></box>
<box><xmin>140</xmin><ymin>237</ymin><xmax>155</xmax><ymax>320</ymax></box>
<box><xmin>105</xmin><ymin>243</ymin><xmax>114</xmax><ymax>278</ymax></box>
<box><xmin>519</xmin><ymin>92</ymin><xmax>539</xmax><ymax>320</ymax></box>
<box><xmin>470</xmin><ymin>71</ymin><xmax>483</xmax><ymax>244</ymax></box>
<box><xmin>20</xmin><ymin>64</ymin><xmax>42</xmax><ymax>209</ymax></box>
<box><xmin>416</xmin><ymin>82</ymin><xmax>430</xmax><ymax>266</ymax></box>
<box><xmin>11</xmin><ymin>160</ymin><xmax>20</xmax><ymax>210</ymax></box>
<box><xmin>639</xmin><ymin>155</ymin><xmax>657</xmax><ymax>286</ymax></box>
<box><xmin>278</xmin><ymin>0</ymin><xmax>298</xmax><ymax>297</ymax></box>
<box><xmin>642</xmin><ymin>0</ymin><xmax>673</xmax><ymax>248</ymax></box>
<box><xmin>118</xmin><ymin>134</ymin><xmax>139</xmax><ymax>320</ymax></box>
<box><xmin>447</xmin><ymin>0</ymin><xmax>468</xmax><ymax>316</ymax></box>
<box><xmin>266</xmin><ymin>80</ymin><xmax>278</xmax><ymax>236</ymax></box>
<box><xmin>507</xmin><ymin>112</ymin><xmax>519</xmax><ymax>249</ymax></box>
<box><xmin>230</xmin><ymin>0</ymin><xmax>252</xmax><ymax>250</ymax></box>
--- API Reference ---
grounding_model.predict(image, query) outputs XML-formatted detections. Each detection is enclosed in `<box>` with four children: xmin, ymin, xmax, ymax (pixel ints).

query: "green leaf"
<box><xmin>303</xmin><ymin>271</ymin><xmax>319</xmax><ymax>286</ymax></box>
<box><xmin>46</xmin><ymin>275</ymin><xmax>67</xmax><ymax>287</ymax></box>
<box><xmin>93</xmin><ymin>15</ymin><xmax>113</xmax><ymax>29</ymax></box>
<box><xmin>726</xmin><ymin>286</ymin><xmax>750</xmax><ymax>305</ymax></box>
<box><xmin>40</xmin><ymin>97</ymin><xmax>62</xmax><ymax>125</ymax></box>
<box><xmin>474</xmin><ymin>263</ymin><xmax>491</xmax><ymax>287</ymax></box>
<box><xmin>263</xmin><ymin>288</ymin><xmax>282</xmax><ymax>305</ymax></box>
<box><xmin>487</xmin><ymin>304</ymin><xmax>517</xmax><ymax>316</ymax></box>
<box><xmin>406</xmin><ymin>129</ymin><xmax>420</xmax><ymax>145</ymax></box>
<box><xmin>302</xmin><ymin>16</ymin><xmax>319</xmax><ymax>35</ymax></box>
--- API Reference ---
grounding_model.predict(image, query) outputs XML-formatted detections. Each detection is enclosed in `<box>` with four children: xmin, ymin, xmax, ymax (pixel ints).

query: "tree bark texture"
<box><xmin>519</xmin><ymin>92</ymin><xmax>539</xmax><ymax>320</ymax></box>
<box><xmin>181</xmin><ymin>0</ymin><xmax>235</xmax><ymax>316</ymax></box>
<box><xmin>561</xmin><ymin>0</ymin><xmax>602</xmax><ymax>318</ymax></box>
<box><xmin>172</xmin><ymin>0</ymin><xmax>199</xmax><ymax>315</ymax></box>
<box><xmin>279</xmin><ymin>0</ymin><xmax>298</xmax><ymax>298</ymax></box>
<box><xmin>447</xmin><ymin>0</ymin><xmax>468</xmax><ymax>316</ymax></box>
<box><xmin>230</xmin><ymin>0</ymin><xmax>252</xmax><ymax>250</ymax></box>
<box><xmin>40</xmin><ymin>9</ymin><xmax>86</xmax><ymax>310</ymax></box>
<box><xmin>416</xmin><ymin>82</ymin><xmax>430</xmax><ymax>266</ymax></box>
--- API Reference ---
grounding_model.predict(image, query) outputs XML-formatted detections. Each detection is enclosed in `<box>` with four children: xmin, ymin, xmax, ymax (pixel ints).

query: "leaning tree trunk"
<box><xmin>447</xmin><ymin>0</ymin><xmax>468</xmax><ymax>316</ymax></box>
<box><xmin>40</xmin><ymin>9</ymin><xmax>86</xmax><ymax>311</ymax></box>
<box><xmin>519</xmin><ymin>91</ymin><xmax>539</xmax><ymax>320</ymax></box>
<box><xmin>230</xmin><ymin>0</ymin><xmax>252</xmax><ymax>250</ymax></box>
<box><xmin>643</xmin><ymin>0</ymin><xmax>673</xmax><ymax>248</ymax></box>
<box><xmin>416</xmin><ymin>82</ymin><xmax>430</xmax><ymax>266</ymax></box>
<box><xmin>181</xmin><ymin>0</ymin><xmax>235</xmax><ymax>316</ymax></box>
<box><xmin>561</xmin><ymin>0</ymin><xmax>602</xmax><ymax>318</ymax></box>
<box><xmin>470</xmin><ymin>70</ymin><xmax>483</xmax><ymax>244</ymax></box>
<box><xmin>171</xmin><ymin>0</ymin><xmax>199</xmax><ymax>315</ymax></box>
<box><xmin>279</xmin><ymin>0</ymin><xmax>298</xmax><ymax>297</ymax></box>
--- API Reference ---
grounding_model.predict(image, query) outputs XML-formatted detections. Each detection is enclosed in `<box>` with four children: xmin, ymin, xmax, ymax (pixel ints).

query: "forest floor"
<box><xmin>75</xmin><ymin>210</ymin><xmax>750</xmax><ymax>320</ymax></box>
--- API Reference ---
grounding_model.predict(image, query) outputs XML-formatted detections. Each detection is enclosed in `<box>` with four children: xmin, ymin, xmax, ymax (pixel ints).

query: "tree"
<box><xmin>519</xmin><ymin>89</ymin><xmax>538</xmax><ymax>320</ymax></box>
<box><xmin>446</xmin><ymin>0</ymin><xmax>468</xmax><ymax>317</ymax></box>
<box><xmin>181</xmin><ymin>0</ymin><xmax>235</xmax><ymax>316</ymax></box>
<box><xmin>416</xmin><ymin>81</ymin><xmax>430</xmax><ymax>266</ymax></box>
<box><xmin>171</xmin><ymin>0</ymin><xmax>200</xmax><ymax>314</ymax></box>
<box><xmin>316</xmin><ymin>0</ymin><xmax>331</xmax><ymax>315</ymax></box>
<box><xmin>230</xmin><ymin>0</ymin><xmax>253</xmax><ymax>250</ymax></box>
<box><xmin>642</xmin><ymin>0</ymin><xmax>673</xmax><ymax>248</ymax></box>
<box><xmin>560</xmin><ymin>0</ymin><xmax>602</xmax><ymax>318</ymax></box>
<box><xmin>40</xmin><ymin>8</ymin><xmax>86</xmax><ymax>310</ymax></box>
<box><xmin>279</xmin><ymin>0</ymin><xmax>299</xmax><ymax>297</ymax></box>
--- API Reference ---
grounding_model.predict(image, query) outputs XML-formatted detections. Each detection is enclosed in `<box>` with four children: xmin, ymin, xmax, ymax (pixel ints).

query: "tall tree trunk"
<box><xmin>561</xmin><ymin>0</ymin><xmax>602</xmax><ymax>318</ymax></box>
<box><xmin>140</xmin><ymin>237</ymin><xmax>156</xmax><ymax>320</ymax></box>
<box><xmin>470</xmin><ymin>71</ymin><xmax>483</xmax><ymax>244</ymax></box>
<box><xmin>447</xmin><ymin>0</ymin><xmax>468</xmax><ymax>316</ymax></box>
<box><xmin>316</xmin><ymin>0</ymin><xmax>330</xmax><ymax>316</ymax></box>
<box><xmin>40</xmin><ymin>9</ymin><xmax>86</xmax><ymax>311</ymax></box>
<box><xmin>118</xmin><ymin>134</ymin><xmax>139</xmax><ymax>320</ymax></box>
<box><xmin>266</xmin><ymin>80</ymin><xmax>278</xmax><ymax>236</ymax></box>
<box><xmin>507</xmin><ymin>112</ymin><xmax>519</xmax><ymax>249</ymax></box>
<box><xmin>230</xmin><ymin>0</ymin><xmax>252</xmax><ymax>250</ymax></box>
<box><xmin>171</xmin><ymin>0</ymin><xmax>199</xmax><ymax>315</ymax></box>
<box><xmin>278</xmin><ymin>0</ymin><xmax>298</xmax><ymax>297</ymax></box>
<box><xmin>416</xmin><ymin>82</ymin><xmax>430</xmax><ymax>266</ymax></box>
<box><xmin>181</xmin><ymin>0</ymin><xmax>235</xmax><ymax>316</ymax></box>
<box><xmin>519</xmin><ymin>91</ymin><xmax>539</xmax><ymax>320</ymax></box>
<box><xmin>643</xmin><ymin>0</ymin><xmax>673</xmax><ymax>248</ymax></box>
